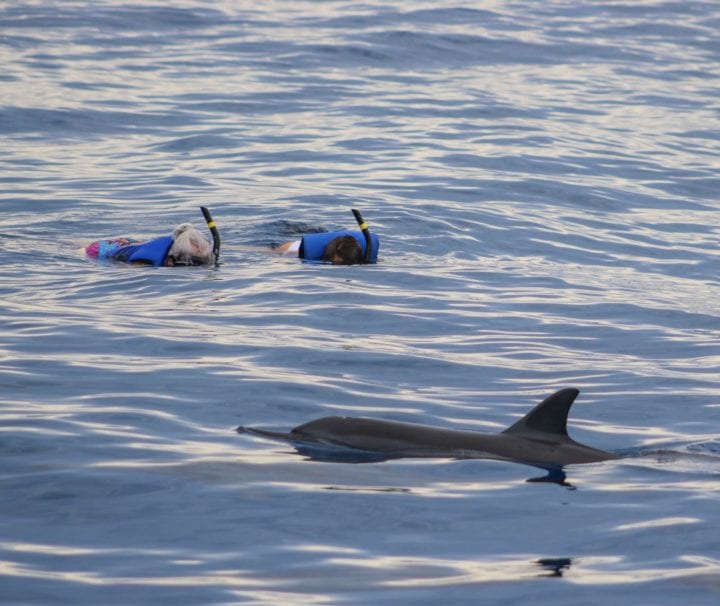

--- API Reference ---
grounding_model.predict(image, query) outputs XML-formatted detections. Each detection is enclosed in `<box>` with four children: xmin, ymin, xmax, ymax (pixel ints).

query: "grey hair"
<box><xmin>168</xmin><ymin>224</ymin><xmax>213</xmax><ymax>264</ymax></box>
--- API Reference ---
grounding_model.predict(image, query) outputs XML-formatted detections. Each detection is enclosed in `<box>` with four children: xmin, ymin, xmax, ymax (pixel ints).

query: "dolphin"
<box><xmin>237</xmin><ymin>388</ymin><xmax>618</xmax><ymax>468</ymax></box>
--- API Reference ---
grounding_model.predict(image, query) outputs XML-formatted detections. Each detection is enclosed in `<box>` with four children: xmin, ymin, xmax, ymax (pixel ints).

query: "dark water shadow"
<box><xmin>536</xmin><ymin>557</ymin><xmax>573</xmax><ymax>577</ymax></box>
<box><xmin>245</xmin><ymin>220</ymin><xmax>327</xmax><ymax>247</ymax></box>
<box><xmin>526</xmin><ymin>468</ymin><xmax>573</xmax><ymax>488</ymax></box>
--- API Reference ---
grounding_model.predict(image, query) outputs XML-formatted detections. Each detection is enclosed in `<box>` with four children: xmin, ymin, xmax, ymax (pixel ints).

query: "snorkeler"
<box><xmin>275</xmin><ymin>209</ymin><xmax>379</xmax><ymax>265</ymax></box>
<box><xmin>85</xmin><ymin>207</ymin><xmax>220</xmax><ymax>267</ymax></box>
<box><xmin>275</xmin><ymin>234</ymin><xmax>364</xmax><ymax>264</ymax></box>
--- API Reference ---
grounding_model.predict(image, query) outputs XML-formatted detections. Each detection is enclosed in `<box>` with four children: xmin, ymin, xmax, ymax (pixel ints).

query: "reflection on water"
<box><xmin>526</xmin><ymin>468</ymin><xmax>573</xmax><ymax>488</ymax></box>
<box><xmin>536</xmin><ymin>557</ymin><xmax>573</xmax><ymax>578</ymax></box>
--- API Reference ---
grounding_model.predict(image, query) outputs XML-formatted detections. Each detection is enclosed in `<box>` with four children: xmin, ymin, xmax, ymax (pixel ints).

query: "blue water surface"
<box><xmin>1</xmin><ymin>1</ymin><xmax>720</xmax><ymax>604</ymax></box>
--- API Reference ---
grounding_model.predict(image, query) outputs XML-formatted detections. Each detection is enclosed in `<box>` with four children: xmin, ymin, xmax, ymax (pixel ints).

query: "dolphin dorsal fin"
<box><xmin>502</xmin><ymin>388</ymin><xmax>580</xmax><ymax>437</ymax></box>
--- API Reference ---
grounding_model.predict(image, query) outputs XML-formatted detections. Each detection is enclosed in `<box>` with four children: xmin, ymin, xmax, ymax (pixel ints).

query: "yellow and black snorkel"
<box><xmin>351</xmin><ymin>208</ymin><xmax>372</xmax><ymax>264</ymax></box>
<box><xmin>200</xmin><ymin>206</ymin><xmax>221</xmax><ymax>264</ymax></box>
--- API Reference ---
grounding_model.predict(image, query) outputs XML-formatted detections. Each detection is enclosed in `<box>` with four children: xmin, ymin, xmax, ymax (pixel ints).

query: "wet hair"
<box><xmin>168</xmin><ymin>223</ymin><xmax>214</xmax><ymax>265</ymax></box>
<box><xmin>321</xmin><ymin>235</ymin><xmax>363</xmax><ymax>265</ymax></box>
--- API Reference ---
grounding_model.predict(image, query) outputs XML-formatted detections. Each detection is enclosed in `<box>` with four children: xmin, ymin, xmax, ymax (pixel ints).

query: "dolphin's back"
<box><xmin>239</xmin><ymin>388</ymin><xmax>618</xmax><ymax>467</ymax></box>
<box><xmin>288</xmin><ymin>388</ymin><xmax>617</xmax><ymax>465</ymax></box>
<box><xmin>291</xmin><ymin>416</ymin><xmax>492</xmax><ymax>455</ymax></box>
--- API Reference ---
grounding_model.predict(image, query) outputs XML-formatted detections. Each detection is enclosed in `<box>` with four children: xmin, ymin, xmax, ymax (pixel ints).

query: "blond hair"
<box><xmin>168</xmin><ymin>223</ymin><xmax>214</xmax><ymax>265</ymax></box>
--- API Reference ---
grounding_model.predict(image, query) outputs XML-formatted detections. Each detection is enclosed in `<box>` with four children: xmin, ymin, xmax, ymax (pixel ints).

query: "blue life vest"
<box><xmin>109</xmin><ymin>235</ymin><xmax>174</xmax><ymax>266</ymax></box>
<box><xmin>299</xmin><ymin>230</ymin><xmax>379</xmax><ymax>263</ymax></box>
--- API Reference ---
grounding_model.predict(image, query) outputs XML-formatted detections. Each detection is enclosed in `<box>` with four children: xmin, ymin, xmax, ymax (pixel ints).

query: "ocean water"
<box><xmin>1</xmin><ymin>0</ymin><xmax>720</xmax><ymax>603</ymax></box>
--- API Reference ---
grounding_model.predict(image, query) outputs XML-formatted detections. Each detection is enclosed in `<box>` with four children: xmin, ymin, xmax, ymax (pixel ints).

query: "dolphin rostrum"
<box><xmin>237</xmin><ymin>388</ymin><xmax>618</xmax><ymax>468</ymax></box>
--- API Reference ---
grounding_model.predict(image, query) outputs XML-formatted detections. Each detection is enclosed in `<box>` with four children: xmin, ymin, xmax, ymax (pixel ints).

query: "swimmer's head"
<box><xmin>167</xmin><ymin>223</ymin><xmax>214</xmax><ymax>266</ymax></box>
<box><xmin>322</xmin><ymin>235</ymin><xmax>363</xmax><ymax>265</ymax></box>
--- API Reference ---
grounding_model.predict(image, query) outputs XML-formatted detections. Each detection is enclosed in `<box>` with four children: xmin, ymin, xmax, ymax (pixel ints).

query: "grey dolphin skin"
<box><xmin>238</xmin><ymin>388</ymin><xmax>618</xmax><ymax>468</ymax></box>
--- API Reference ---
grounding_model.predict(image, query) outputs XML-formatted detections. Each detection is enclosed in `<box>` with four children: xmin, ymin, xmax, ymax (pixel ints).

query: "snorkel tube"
<box><xmin>200</xmin><ymin>206</ymin><xmax>220</xmax><ymax>264</ymax></box>
<box><xmin>351</xmin><ymin>208</ymin><xmax>372</xmax><ymax>264</ymax></box>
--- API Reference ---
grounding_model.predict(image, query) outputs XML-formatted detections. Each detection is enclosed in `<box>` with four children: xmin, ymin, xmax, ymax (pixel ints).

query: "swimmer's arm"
<box><xmin>274</xmin><ymin>241</ymin><xmax>296</xmax><ymax>253</ymax></box>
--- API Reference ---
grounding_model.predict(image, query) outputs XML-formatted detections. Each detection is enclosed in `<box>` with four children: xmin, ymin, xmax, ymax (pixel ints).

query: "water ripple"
<box><xmin>2</xmin><ymin>0</ymin><xmax>720</xmax><ymax>603</ymax></box>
